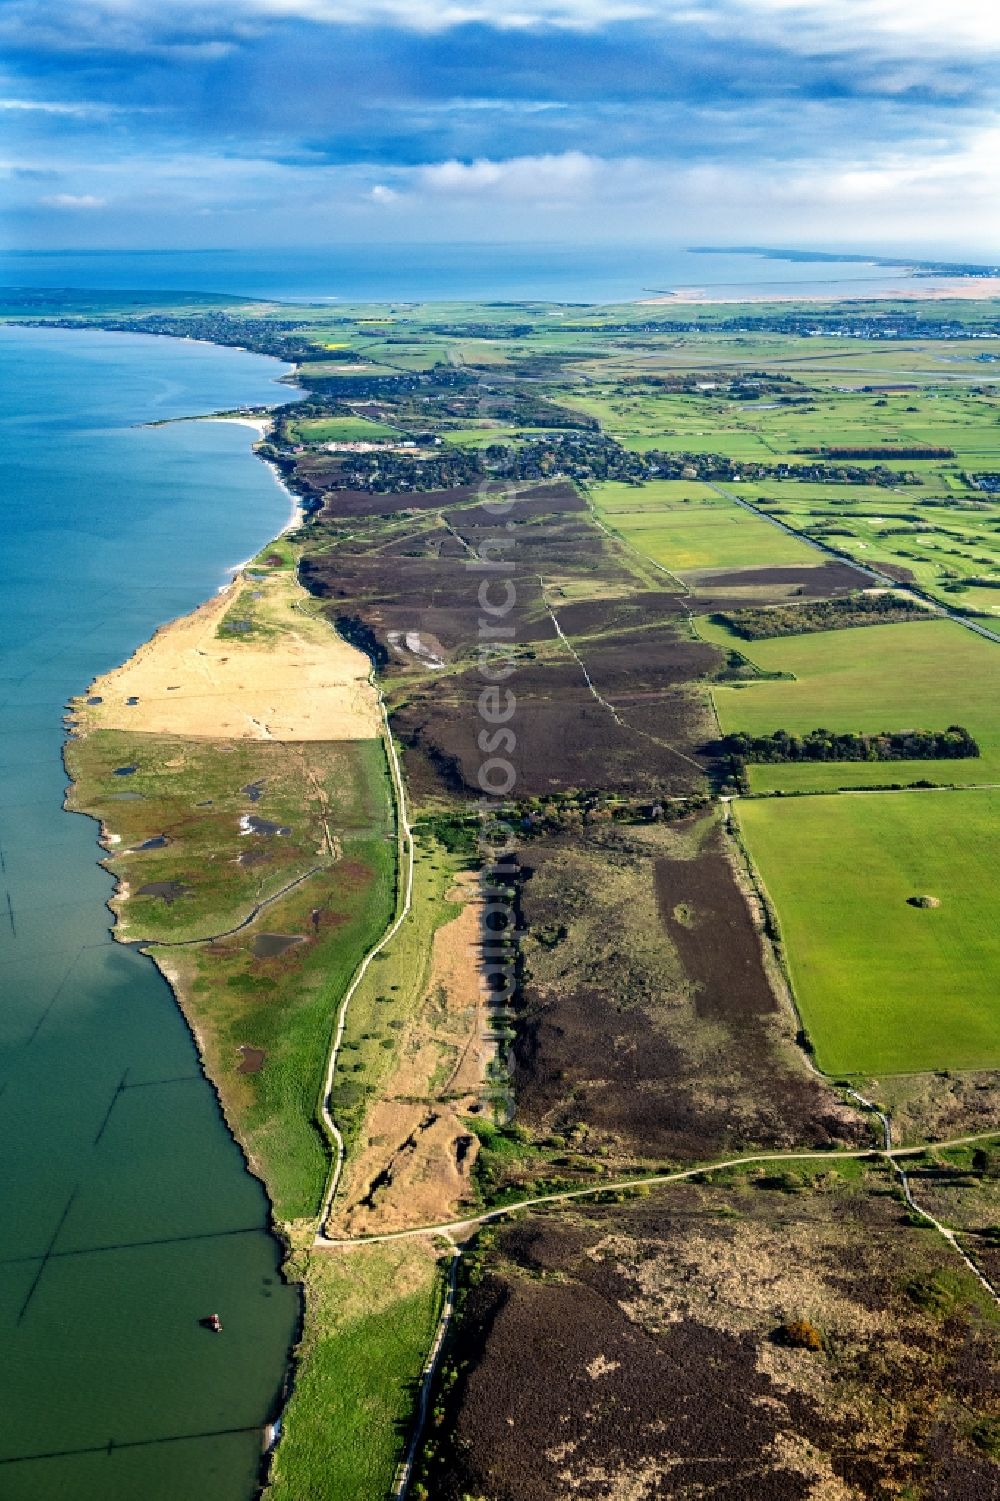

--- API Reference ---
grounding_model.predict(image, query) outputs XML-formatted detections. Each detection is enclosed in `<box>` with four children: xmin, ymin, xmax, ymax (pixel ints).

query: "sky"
<box><xmin>2</xmin><ymin>0</ymin><xmax>998</xmax><ymax>253</ymax></box>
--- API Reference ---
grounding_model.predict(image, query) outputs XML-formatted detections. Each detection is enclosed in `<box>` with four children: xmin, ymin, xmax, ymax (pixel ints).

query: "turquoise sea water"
<box><xmin>0</xmin><ymin>326</ymin><xmax>302</xmax><ymax>1499</ymax></box>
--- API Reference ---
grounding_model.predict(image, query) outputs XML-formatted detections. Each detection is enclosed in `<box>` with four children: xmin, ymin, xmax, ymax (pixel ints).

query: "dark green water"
<box><xmin>0</xmin><ymin>326</ymin><xmax>301</xmax><ymax>1499</ymax></box>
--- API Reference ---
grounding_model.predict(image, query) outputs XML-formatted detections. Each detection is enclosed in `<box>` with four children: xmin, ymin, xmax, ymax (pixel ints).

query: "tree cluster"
<box><xmin>715</xmin><ymin>592</ymin><xmax>926</xmax><ymax>641</ymax></box>
<box><xmin>721</xmin><ymin>726</ymin><xmax>979</xmax><ymax>764</ymax></box>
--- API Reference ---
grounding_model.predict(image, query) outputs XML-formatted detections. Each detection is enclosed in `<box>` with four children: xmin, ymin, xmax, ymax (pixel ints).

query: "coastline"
<box><xmin>62</xmin><ymin>400</ymin><xmax>396</xmax><ymax>1496</ymax></box>
<box><xmin>639</xmin><ymin>277</ymin><xmax>1000</xmax><ymax>304</ymax></box>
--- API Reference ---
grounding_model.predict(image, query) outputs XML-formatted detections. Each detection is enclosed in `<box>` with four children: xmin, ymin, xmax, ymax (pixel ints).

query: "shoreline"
<box><xmin>63</xmin><ymin>387</ymin><xmax>387</xmax><ymax>1498</ymax></box>
<box><xmin>62</xmin><ymin>390</ymin><xmax>318</xmax><ymax>1492</ymax></box>
<box><xmin>638</xmin><ymin>277</ymin><xmax>1000</xmax><ymax>304</ymax></box>
<box><xmin>208</xmin><ymin>414</ymin><xmax>305</xmax><ymax>545</ymax></box>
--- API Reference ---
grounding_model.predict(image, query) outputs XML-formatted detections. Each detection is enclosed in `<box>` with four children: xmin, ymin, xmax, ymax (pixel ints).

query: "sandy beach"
<box><xmin>72</xmin><ymin>563</ymin><xmax>379</xmax><ymax>742</ymax></box>
<box><xmin>207</xmin><ymin>414</ymin><xmax>272</xmax><ymax>437</ymax></box>
<box><xmin>639</xmin><ymin>278</ymin><xmax>1000</xmax><ymax>305</ymax></box>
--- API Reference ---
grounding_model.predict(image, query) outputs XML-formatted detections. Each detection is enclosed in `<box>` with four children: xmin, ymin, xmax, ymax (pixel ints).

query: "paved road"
<box><xmin>708</xmin><ymin>481</ymin><xmax>1000</xmax><ymax>646</ymax></box>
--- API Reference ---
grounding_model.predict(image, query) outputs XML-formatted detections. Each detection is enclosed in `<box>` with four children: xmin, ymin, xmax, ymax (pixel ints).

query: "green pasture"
<box><xmin>700</xmin><ymin>615</ymin><xmax>1000</xmax><ymax>789</ymax></box>
<box><xmin>165</xmin><ymin>830</ymin><xmax>396</xmax><ymax>1219</ymax></box>
<box><xmin>444</xmin><ymin>425</ymin><xmax>531</xmax><ymax>447</ymax></box>
<box><xmin>327</xmin><ymin>831</ymin><xmax>466</xmax><ymax>1156</ymax></box>
<box><xmin>592</xmin><ymin>480</ymin><xmax>821</xmax><ymax>573</ymax></box>
<box><xmin>290</xmin><ymin>416</ymin><xmax>402</xmax><ymax>443</ymax></box>
<box><xmin>737</xmin><ymin>789</ymin><xmax>1000</xmax><ymax>1074</ymax></box>
<box><xmin>297</xmin><ymin>360</ymin><xmax>401</xmax><ymax>378</ymax></box>
<box><xmin>265</xmin><ymin>1242</ymin><xmax>444</xmax><ymax>1501</ymax></box>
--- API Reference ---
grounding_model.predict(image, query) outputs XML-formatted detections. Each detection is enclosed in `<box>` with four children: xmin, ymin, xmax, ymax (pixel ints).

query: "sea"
<box><xmin>0</xmin><ymin>325</ymin><xmax>302</xmax><ymax>1500</ymax></box>
<box><xmin>0</xmin><ymin>242</ymin><xmax>951</xmax><ymax>305</ymax></box>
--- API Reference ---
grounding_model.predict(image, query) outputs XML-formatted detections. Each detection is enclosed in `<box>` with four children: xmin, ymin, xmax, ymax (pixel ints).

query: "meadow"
<box><xmin>592</xmin><ymin>480</ymin><xmax>819</xmax><ymax>574</ymax></box>
<box><xmin>700</xmin><ymin>615</ymin><xmax>1000</xmax><ymax>789</ymax></box>
<box><xmin>289</xmin><ymin>415</ymin><xmax>402</xmax><ymax>443</ymax></box>
<box><xmin>561</xmin><ymin>347</ymin><xmax>1000</xmax><ymax>612</ymax></box>
<box><xmin>265</xmin><ymin>1240</ymin><xmax>444</xmax><ymax>1501</ymax></box>
<box><xmin>738</xmin><ymin>789</ymin><xmax>1000</xmax><ymax>1075</ymax></box>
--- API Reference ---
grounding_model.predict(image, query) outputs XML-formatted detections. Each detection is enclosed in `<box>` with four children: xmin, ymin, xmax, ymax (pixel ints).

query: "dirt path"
<box><xmin>316</xmin><ymin>672</ymin><xmax>415</xmax><ymax>1231</ymax></box>
<box><xmin>537</xmin><ymin>573</ymin><xmax>707</xmax><ymax>777</ymax></box>
<box><xmin>847</xmin><ymin>1087</ymin><xmax>1000</xmax><ymax>1304</ymax></box>
<box><xmin>148</xmin><ymin>864</ymin><xmax>326</xmax><ymax>949</ymax></box>
<box><xmin>315</xmin><ymin>1130</ymin><xmax>1000</xmax><ymax>1250</ymax></box>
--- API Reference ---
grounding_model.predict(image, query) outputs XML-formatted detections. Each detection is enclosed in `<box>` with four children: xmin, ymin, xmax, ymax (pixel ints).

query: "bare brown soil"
<box><xmin>510</xmin><ymin>820</ymin><xmax>861</xmax><ymax>1164</ymax></box>
<box><xmin>688</xmin><ymin>562</ymin><xmax>868</xmax><ymax>597</ymax></box>
<box><xmin>551</xmin><ymin>592</ymin><xmax>689</xmax><ymax>635</ymax></box>
<box><xmin>418</xmin><ymin>1179</ymin><xmax>1000</xmax><ymax>1500</ymax></box>
<box><xmin>654</xmin><ymin>844</ymin><xmax>778</xmax><ymax>1021</ymax></box>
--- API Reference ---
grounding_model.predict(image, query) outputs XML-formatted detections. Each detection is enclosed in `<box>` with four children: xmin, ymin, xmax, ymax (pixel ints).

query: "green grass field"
<box><xmin>265</xmin><ymin>1241</ymin><xmax>444</xmax><ymax>1501</ymax></box>
<box><xmin>699</xmin><ymin>615</ymin><xmax>1000</xmax><ymax>789</ymax></box>
<box><xmin>592</xmin><ymin>481</ymin><xmax>820</xmax><ymax>574</ymax></box>
<box><xmin>289</xmin><ymin>416</ymin><xmax>401</xmax><ymax>443</ymax></box>
<box><xmin>327</xmin><ymin>830</ymin><xmax>466</xmax><ymax>1155</ymax></box>
<box><xmin>738</xmin><ymin>789</ymin><xmax>1000</xmax><ymax>1074</ymax></box>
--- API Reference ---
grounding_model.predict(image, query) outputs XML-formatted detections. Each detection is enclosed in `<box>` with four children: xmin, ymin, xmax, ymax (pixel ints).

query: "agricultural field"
<box><xmin>288</xmin><ymin>415</ymin><xmax>402</xmax><ymax>443</ymax></box>
<box><xmin>39</xmin><ymin>291</ymin><xmax>1000</xmax><ymax>1501</ymax></box>
<box><xmin>295</xmin><ymin>359</ymin><xmax>401</xmax><ymax>378</ymax></box>
<box><xmin>550</xmin><ymin>342</ymin><xmax>1000</xmax><ymax>611</ymax></box>
<box><xmin>738</xmin><ymin>789</ymin><xmax>1000</xmax><ymax>1074</ymax></box>
<box><xmin>592</xmin><ymin>479</ymin><xmax>821</xmax><ymax>576</ymax></box>
<box><xmin>700</xmin><ymin>613</ymin><xmax>1000</xmax><ymax>788</ymax></box>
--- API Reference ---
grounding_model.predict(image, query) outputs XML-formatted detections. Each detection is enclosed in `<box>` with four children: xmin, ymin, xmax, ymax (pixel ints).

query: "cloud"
<box><xmin>716</xmin><ymin>0</ymin><xmax>1000</xmax><ymax>57</ymax></box>
<box><xmin>3</xmin><ymin>0</ymin><xmax>998</xmax><ymax>255</ymax></box>
<box><xmin>5</xmin><ymin>0</ymin><xmax>1000</xmax><ymax>52</ymax></box>
<box><xmin>40</xmin><ymin>192</ymin><xmax>107</xmax><ymax>207</ymax></box>
<box><xmin>0</xmin><ymin>97</ymin><xmax>117</xmax><ymax>115</ymax></box>
<box><xmin>0</xmin><ymin>0</ymin><xmax>653</xmax><ymax>54</ymax></box>
<box><xmin>256</xmin><ymin>0</ymin><xmax>652</xmax><ymax>27</ymax></box>
<box><xmin>417</xmin><ymin>149</ymin><xmax>596</xmax><ymax>196</ymax></box>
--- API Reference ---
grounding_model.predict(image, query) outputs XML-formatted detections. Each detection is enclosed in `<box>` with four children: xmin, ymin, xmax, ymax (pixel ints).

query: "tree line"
<box><xmin>715</xmin><ymin>592</ymin><xmax>927</xmax><ymax>641</ymax></box>
<box><xmin>721</xmin><ymin>726</ymin><xmax>979</xmax><ymax>765</ymax></box>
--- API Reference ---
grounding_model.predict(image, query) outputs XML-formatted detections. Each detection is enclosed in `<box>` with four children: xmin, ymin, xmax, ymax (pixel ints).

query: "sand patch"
<box><xmin>71</xmin><ymin>566</ymin><xmax>378</xmax><ymax>742</ymax></box>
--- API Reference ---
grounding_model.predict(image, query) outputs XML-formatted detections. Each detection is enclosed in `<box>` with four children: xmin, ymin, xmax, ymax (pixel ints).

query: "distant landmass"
<box><xmin>689</xmin><ymin>245</ymin><xmax>1000</xmax><ymax>278</ymax></box>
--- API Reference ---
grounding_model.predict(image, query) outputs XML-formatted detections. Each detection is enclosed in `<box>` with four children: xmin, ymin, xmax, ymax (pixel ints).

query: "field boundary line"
<box><xmin>706</xmin><ymin>481</ymin><xmax>1000</xmax><ymax>646</ymax></box>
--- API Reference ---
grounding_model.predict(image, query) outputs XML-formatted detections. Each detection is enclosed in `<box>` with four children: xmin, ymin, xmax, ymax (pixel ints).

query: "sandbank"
<box><xmin>639</xmin><ymin>278</ymin><xmax>1000</xmax><ymax>305</ymax></box>
<box><xmin>72</xmin><ymin>564</ymin><xmax>379</xmax><ymax>742</ymax></box>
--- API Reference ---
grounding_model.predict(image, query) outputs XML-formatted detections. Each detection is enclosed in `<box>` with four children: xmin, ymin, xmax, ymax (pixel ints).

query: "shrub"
<box><xmin>774</xmin><ymin>1318</ymin><xmax>824</xmax><ymax>1351</ymax></box>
